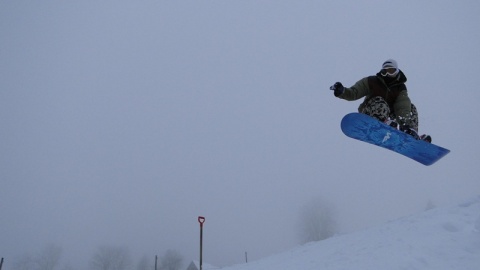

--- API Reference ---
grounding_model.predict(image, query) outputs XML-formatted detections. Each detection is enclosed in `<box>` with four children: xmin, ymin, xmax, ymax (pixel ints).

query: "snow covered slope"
<box><xmin>222</xmin><ymin>197</ymin><xmax>480</xmax><ymax>270</ymax></box>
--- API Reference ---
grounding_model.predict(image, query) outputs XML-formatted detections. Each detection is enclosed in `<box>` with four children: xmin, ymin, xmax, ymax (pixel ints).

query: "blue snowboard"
<box><xmin>341</xmin><ymin>113</ymin><xmax>450</xmax><ymax>166</ymax></box>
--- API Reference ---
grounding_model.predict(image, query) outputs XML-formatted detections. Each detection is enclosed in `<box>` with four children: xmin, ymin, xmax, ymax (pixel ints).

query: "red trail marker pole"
<box><xmin>198</xmin><ymin>216</ymin><xmax>205</xmax><ymax>270</ymax></box>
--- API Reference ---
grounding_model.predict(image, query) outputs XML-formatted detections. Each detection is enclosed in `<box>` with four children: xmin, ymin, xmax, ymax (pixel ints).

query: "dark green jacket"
<box><xmin>336</xmin><ymin>70</ymin><xmax>412</xmax><ymax>125</ymax></box>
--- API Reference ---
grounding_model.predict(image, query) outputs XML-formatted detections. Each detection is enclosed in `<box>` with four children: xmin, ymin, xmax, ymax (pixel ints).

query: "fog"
<box><xmin>1</xmin><ymin>1</ymin><xmax>479</xmax><ymax>269</ymax></box>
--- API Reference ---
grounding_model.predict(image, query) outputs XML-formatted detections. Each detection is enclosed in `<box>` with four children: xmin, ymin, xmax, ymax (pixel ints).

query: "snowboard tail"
<box><xmin>341</xmin><ymin>113</ymin><xmax>450</xmax><ymax>166</ymax></box>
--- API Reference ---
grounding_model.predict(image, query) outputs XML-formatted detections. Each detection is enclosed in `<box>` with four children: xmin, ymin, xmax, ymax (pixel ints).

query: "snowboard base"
<box><xmin>341</xmin><ymin>113</ymin><xmax>450</xmax><ymax>166</ymax></box>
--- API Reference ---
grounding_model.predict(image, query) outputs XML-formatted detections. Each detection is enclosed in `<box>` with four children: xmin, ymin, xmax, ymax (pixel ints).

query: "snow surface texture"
<box><xmin>220</xmin><ymin>196</ymin><xmax>480</xmax><ymax>270</ymax></box>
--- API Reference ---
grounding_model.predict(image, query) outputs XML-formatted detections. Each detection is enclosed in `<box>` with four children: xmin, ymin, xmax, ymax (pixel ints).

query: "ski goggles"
<box><xmin>380</xmin><ymin>68</ymin><xmax>399</xmax><ymax>77</ymax></box>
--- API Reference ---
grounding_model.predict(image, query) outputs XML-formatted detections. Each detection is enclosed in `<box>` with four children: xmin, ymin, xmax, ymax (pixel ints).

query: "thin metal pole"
<box><xmin>198</xmin><ymin>216</ymin><xmax>205</xmax><ymax>270</ymax></box>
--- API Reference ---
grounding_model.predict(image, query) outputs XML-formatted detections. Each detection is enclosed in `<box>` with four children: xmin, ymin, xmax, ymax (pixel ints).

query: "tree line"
<box><xmin>9</xmin><ymin>245</ymin><xmax>183</xmax><ymax>270</ymax></box>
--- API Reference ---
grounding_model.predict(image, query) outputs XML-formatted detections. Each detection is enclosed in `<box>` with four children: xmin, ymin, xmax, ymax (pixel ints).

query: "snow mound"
<box><xmin>223</xmin><ymin>197</ymin><xmax>480</xmax><ymax>270</ymax></box>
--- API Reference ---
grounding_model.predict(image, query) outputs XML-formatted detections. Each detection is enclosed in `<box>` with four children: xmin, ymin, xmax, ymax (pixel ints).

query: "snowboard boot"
<box><xmin>384</xmin><ymin>119</ymin><xmax>399</xmax><ymax>129</ymax></box>
<box><xmin>400</xmin><ymin>125</ymin><xmax>420</xmax><ymax>140</ymax></box>
<box><xmin>420</xmin><ymin>134</ymin><xmax>432</xmax><ymax>143</ymax></box>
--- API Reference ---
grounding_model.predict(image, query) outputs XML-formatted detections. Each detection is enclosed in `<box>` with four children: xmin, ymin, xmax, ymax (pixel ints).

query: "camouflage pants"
<box><xmin>359</xmin><ymin>96</ymin><xmax>419</xmax><ymax>131</ymax></box>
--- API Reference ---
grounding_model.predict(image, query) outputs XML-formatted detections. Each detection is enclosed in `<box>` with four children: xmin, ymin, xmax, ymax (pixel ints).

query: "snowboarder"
<box><xmin>330</xmin><ymin>59</ymin><xmax>431</xmax><ymax>142</ymax></box>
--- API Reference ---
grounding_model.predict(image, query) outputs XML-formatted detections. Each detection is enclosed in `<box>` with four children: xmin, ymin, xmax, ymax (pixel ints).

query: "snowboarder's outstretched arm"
<box><xmin>330</xmin><ymin>77</ymin><xmax>370</xmax><ymax>101</ymax></box>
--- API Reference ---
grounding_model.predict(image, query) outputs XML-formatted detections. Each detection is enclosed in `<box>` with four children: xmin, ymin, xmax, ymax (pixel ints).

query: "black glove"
<box><xmin>400</xmin><ymin>125</ymin><xmax>420</xmax><ymax>140</ymax></box>
<box><xmin>330</xmin><ymin>82</ymin><xmax>344</xmax><ymax>96</ymax></box>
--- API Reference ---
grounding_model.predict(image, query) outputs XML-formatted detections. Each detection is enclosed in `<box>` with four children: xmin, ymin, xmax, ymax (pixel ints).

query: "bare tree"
<box><xmin>136</xmin><ymin>255</ymin><xmax>151</xmax><ymax>270</ymax></box>
<box><xmin>425</xmin><ymin>199</ymin><xmax>436</xmax><ymax>211</ymax></box>
<box><xmin>90</xmin><ymin>246</ymin><xmax>132</xmax><ymax>270</ymax></box>
<box><xmin>159</xmin><ymin>250</ymin><xmax>182</xmax><ymax>270</ymax></box>
<box><xmin>299</xmin><ymin>198</ymin><xmax>337</xmax><ymax>244</ymax></box>
<box><xmin>61</xmin><ymin>263</ymin><xmax>76</xmax><ymax>270</ymax></box>
<box><xmin>36</xmin><ymin>244</ymin><xmax>62</xmax><ymax>270</ymax></box>
<box><xmin>13</xmin><ymin>254</ymin><xmax>35</xmax><ymax>270</ymax></box>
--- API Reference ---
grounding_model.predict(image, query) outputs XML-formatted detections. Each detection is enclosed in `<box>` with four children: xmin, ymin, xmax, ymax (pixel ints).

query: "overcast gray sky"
<box><xmin>1</xmin><ymin>1</ymin><xmax>479</xmax><ymax>269</ymax></box>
